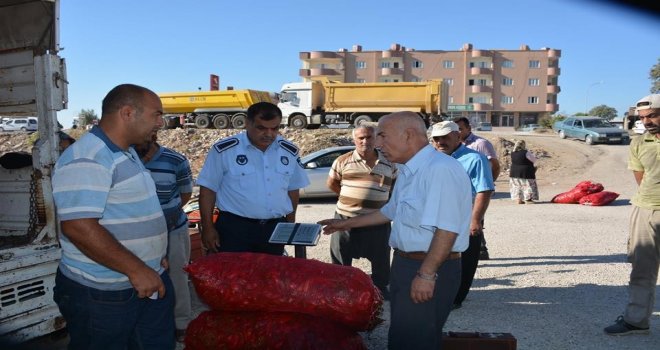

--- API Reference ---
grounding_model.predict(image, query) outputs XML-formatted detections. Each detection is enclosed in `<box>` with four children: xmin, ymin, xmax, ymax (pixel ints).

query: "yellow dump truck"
<box><xmin>158</xmin><ymin>89</ymin><xmax>274</xmax><ymax>129</ymax></box>
<box><xmin>278</xmin><ymin>78</ymin><xmax>448</xmax><ymax>129</ymax></box>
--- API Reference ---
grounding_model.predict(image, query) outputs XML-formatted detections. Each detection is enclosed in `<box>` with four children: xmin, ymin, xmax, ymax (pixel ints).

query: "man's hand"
<box><xmin>201</xmin><ymin>226</ymin><xmax>220</xmax><ymax>253</ymax></box>
<box><xmin>317</xmin><ymin>219</ymin><xmax>349</xmax><ymax>235</ymax></box>
<box><xmin>469</xmin><ymin>218</ymin><xmax>484</xmax><ymax>236</ymax></box>
<box><xmin>127</xmin><ymin>264</ymin><xmax>166</xmax><ymax>299</ymax></box>
<box><xmin>411</xmin><ymin>275</ymin><xmax>435</xmax><ymax>303</ymax></box>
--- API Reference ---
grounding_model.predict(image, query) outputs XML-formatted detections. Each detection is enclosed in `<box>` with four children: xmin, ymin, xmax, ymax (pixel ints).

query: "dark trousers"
<box><xmin>454</xmin><ymin>233</ymin><xmax>483</xmax><ymax>304</ymax></box>
<box><xmin>330</xmin><ymin>212</ymin><xmax>391</xmax><ymax>290</ymax></box>
<box><xmin>53</xmin><ymin>269</ymin><xmax>175</xmax><ymax>350</ymax></box>
<box><xmin>215</xmin><ymin>211</ymin><xmax>286</xmax><ymax>255</ymax></box>
<box><xmin>388</xmin><ymin>254</ymin><xmax>461</xmax><ymax>350</ymax></box>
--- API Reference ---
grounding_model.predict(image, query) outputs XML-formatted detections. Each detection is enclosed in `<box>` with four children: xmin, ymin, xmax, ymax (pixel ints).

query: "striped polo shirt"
<box><xmin>329</xmin><ymin>149</ymin><xmax>397</xmax><ymax>217</ymax></box>
<box><xmin>143</xmin><ymin>145</ymin><xmax>193</xmax><ymax>231</ymax></box>
<box><xmin>52</xmin><ymin>126</ymin><xmax>167</xmax><ymax>290</ymax></box>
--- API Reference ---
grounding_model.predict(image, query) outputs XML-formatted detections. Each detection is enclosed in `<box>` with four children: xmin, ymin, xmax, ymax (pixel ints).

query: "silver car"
<box><xmin>299</xmin><ymin>145</ymin><xmax>355</xmax><ymax>198</ymax></box>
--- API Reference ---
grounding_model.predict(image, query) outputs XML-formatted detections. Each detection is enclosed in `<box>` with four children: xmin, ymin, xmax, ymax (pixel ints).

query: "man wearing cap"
<box><xmin>604</xmin><ymin>94</ymin><xmax>660</xmax><ymax>336</ymax></box>
<box><xmin>453</xmin><ymin>117</ymin><xmax>500</xmax><ymax>260</ymax></box>
<box><xmin>430</xmin><ymin>121</ymin><xmax>494</xmax><ymax>310</ymax></box>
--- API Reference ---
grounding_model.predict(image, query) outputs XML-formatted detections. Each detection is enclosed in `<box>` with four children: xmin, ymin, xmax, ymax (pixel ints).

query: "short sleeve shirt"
<box><xmin>196</xmin><ymin>132</ymin><xmax>310</xmax><ymax>219</ymax></box>
<box><xmin>464</xmin><ymin>133</ymin><xmax>498</xmax><ymax>160</ymax></box>
<box><xmin>451</xmin><ymin>144</ymin><xmax>495</xmax><ymax>199</ymax></box>
<box><xmin>628</xmin><ymin>133</ymin><xmax>660</xmax><ymax>209</ymax></box>
<box><xmin>380</xmin><ymin>145</ymin><xmax>472</xmax><ymax>252</ymax></box>
<box><xmin>329</xmin><ymin>149</ymin><xmax>397</xmax><ymax>217</ymax></box>
<box><xmin>52</xmin><ymin>126</ymin><xmax>168</xmax><ymax>290</ymax></box>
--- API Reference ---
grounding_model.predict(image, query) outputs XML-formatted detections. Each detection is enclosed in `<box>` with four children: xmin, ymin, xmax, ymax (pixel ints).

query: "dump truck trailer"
<box><xmin>159</xmin><ymin>89</ymin><xmax>274</xmax><ymax>129</ymax></box>
<box><xmin>0</xmin><ymin>0</ymin><xmax>68</xmax><ymax>344</ymax></box>
<box><xmin>278</xmin><ymin>78</ymin><xmax>448</xmax><ymax>129</ymax></box>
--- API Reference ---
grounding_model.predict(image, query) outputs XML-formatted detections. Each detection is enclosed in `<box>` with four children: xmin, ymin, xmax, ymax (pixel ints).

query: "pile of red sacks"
<box><xmin>184</xmin><ymin>252</ymin><xmax>383</xmax><ymax>349</ymax></box>
<box><xmin>551</xmin><ymin>180</ymin><xmax>619</xmax><ymax>206</ymax></box>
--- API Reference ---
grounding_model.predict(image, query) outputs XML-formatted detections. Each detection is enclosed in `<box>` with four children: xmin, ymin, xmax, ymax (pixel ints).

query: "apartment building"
<box><xmin>298</xmin><ymin>43</ymin><xmax>561</xmax><ymax>127</ymax></box>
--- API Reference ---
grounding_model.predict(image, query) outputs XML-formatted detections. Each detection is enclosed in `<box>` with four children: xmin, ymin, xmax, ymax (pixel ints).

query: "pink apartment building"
<box><xmin>298</xmin><ymin>43</ymin><xmax>561</xmax><ymax>127</ymax></box>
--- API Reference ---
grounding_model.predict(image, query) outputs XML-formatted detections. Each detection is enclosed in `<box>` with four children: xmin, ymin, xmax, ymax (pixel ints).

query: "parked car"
<box><xmin>632</xmin><ymin>120</ymin><xmax>646</xmax><ymax>134</ymax></box>
<box><xmin>299</xmin><ymin>145</ymin><xmax>354</xmax><ymax>198</ymax></box>
<box><xmin>519</xmin><ymin>124</ymin><xmax>542</xmax><ymax>132</ymax></box>
<box><xmin>475</xmin><ymin>122</ymin><xmax>492</xmax><ymax>131</ymax></box>
<box><xmin>0</xmin><ymin>117</ymin><xmax>37</xmax><ymax>132</ymax></box>
<box><xmin>552</xmin><ymin>116</ymin><xmax>629</xmax><ymax>145</ymax></box>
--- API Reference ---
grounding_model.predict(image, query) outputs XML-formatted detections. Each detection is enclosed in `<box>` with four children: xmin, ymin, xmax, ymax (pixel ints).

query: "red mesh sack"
<box><xmin>579</xmin><ymin>191</ymin><xmax>619</xmax><ymax>206</ymax></box>
<box><xmin>551</xmin><ymin>181</ymin><xmax>604</xmax><ymax>203</ymax></box>
<box><xmin>185</xmin><ymin>310</ymin><xmax>367</xmax><ymax>350</ymax></box>
<box><xmin>185</xmin><ymin>252</ymin><xmax>383</xmax><ymax>331</ymax></box>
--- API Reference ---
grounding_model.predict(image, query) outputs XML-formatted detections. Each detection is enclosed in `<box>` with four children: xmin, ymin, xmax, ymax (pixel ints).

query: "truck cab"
<box><xmin>278</xmin><ymin>81</ymin><xmax>324</xmax><ymax>129</ymax></box>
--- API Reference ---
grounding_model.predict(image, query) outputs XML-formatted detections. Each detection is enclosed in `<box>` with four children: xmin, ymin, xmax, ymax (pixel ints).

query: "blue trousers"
<box><xmin>54</xmin><ymin>269</ymin><xmax>175</xmax><ymax>350</ymax></box>
<box><xmin>388</xmin><ymin>254</ymin><xmax>461</xmax><ymax>350</ymax></box>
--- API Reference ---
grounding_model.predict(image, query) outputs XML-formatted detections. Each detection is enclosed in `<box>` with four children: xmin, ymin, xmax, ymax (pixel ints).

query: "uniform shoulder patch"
<box><xmin>278</xmin><ymin>139</ymin><xmax>299</xmax><ymax>156</ymax></box>
<box><xmin>213</xmin><ymin>138</ymin><xmax>239</xmax><ymax>154</ymax></box>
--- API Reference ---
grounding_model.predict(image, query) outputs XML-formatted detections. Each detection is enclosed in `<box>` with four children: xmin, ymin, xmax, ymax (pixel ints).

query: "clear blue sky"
<box><xmin>57</xmin><ymin>0</ymin><xmax>659</xmax><ymax>127</ymax></box>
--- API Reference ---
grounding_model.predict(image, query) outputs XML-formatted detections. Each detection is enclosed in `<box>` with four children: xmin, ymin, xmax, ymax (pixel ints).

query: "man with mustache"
<box><xmin>198</xmin><ymin>102</ymin><xmax>309</xmax><ymax>255</ymax></box>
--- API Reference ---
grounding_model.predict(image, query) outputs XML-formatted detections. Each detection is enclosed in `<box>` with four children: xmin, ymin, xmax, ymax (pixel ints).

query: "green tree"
<box><xmin>574</xmin><ymin>112</ymin><xmax>588</xmax><ymax>116</ymax></box>
<box><xmin>78</xmin><ymin>109</ymin><xmax>98</xmax><ymax>127</ymax></box>
<box><xmin>651</xmin><ymin>57</ymin><xmax>660</xmax><ymax>93</ymax></box>
<box><xmin>589</xmin><ymin>105</ymin><xmax>618</xmax><ymax>120</ymax></box>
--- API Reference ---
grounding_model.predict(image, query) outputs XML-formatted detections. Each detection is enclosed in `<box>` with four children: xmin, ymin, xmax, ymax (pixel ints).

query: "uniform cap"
<box><xmin>635</xmin><ymin>94</ymin><xmax>660</xmax><ymax>111</ymax></box>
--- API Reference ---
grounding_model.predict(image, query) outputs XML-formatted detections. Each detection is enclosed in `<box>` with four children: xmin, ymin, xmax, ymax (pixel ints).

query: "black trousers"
<box><xmin>453</xmin><ymin>233</ymin><xmax>483</xmax><ymax>304</ymax></box>
<box><xmin>214</xmin><ymin>211</ymin><xmax>286</xmax><ymax>255</ymax></box>
<box><xmin>330</xmin><ymin>212</ymin><xmax>391</xmax><ymax>290</ymax></box>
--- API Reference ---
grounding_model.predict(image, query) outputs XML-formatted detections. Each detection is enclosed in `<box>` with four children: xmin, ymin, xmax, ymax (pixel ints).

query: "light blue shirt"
<box><xmin>380</xmin><ymin>145</ymin><xmax>472</xmax><ymax>252</ymax></box>
<box><xmin>52</xmin><ymin>126</ymin><xmax>167</xmax><ymax>290</ymax></box>
<box><xmin>451</xmin><ymin>144</ymin><xmax>495</xmax><ymax>198</ymax></box>
<box><xmin>197</xmin><ymin>132</ymin><xmax>310</xmax><ymax>219</ymax></box>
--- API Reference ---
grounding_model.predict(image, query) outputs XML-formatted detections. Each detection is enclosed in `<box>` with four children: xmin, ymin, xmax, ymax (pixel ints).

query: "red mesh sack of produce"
<box><xmin>579</xmin><ymin>191</ymin><xmax>619</xmax><ymax>206</ymax></box>
<box><xmin>185</xmin><ymin>310</ymin><xmax>367</xmax><ymax>350</ymax></box>
<box><xmin>185</xmin><ymin>252</ymin><xmax>383</xmax><ymax>331</ymax></box>
<box><xmin>551</xmin><ymin>181</ymin><xmax>604</xmax><ymax>203</ymax></box>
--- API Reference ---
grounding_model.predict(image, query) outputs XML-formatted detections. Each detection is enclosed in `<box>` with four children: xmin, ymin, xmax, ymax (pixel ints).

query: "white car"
<box><xmin>0</xmin><ymin>117</ymin><xmax>37</xmax><ymax>132</ymax></box>
<box><xmin>476</xmin><ymin>122</ymin><xmax>492</xmax><ymax>131</ymax></box>
<box><xmin>632</xmin><ymin>120</ymin><xmax>645</xmax><ymax>134</ymax></box>
<box><xmin>299</xmin><ymin>145</ymin><xmax>355</xmax><ymax>198</ymax></box>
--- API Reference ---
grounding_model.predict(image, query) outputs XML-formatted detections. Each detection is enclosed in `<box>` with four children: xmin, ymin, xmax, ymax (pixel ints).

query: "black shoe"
<box><xmin>604</xmin><ymin>316</ymin><xmax>649</xmax><ymax>336</ymax></box>
<box><xmin>479</xmin><ymin>249</ymin><xmax>490</xmax><ymax>260</ymax></box>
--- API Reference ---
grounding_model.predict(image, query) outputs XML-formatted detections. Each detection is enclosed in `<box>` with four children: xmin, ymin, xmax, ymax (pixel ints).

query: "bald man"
<box><xmin>52</xmin><ymin>84</ymin><xmax>175</xmax><ymax>349</ymax></box>
<box><xmin>319</xmin><ymin>112</ymin><xmax>472</xmax><ymax>349</ymax></box>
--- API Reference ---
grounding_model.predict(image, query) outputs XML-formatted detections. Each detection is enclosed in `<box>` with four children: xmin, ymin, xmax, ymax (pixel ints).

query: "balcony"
<box><xmin>381</xmin><ymin>67</ymin><xmax>403</xmax><ymax>76</ymax></box>
<box><xmin>472</xmin><ymin>103</ymin><xmax>492</xmax><ymax>111</ymax></box>
<box><xmin>470</xmin><ymin>85</ymin><xmax>492</xmax><ymax>93</ymax></box>
<box><xmin>309</xmin><ymin>51</ymin><xmax>340</xmax><ymax>59</ymax></box>
<box><xmin>547</xmin><ymin>67</ymin><xmax>561</xmax><ymax>76</ymax></box>
<box><xmin>470</xmin><ymin>67</ymin><xmax>492</xmax><ymax>75</ymax></box>
<box><xmin>545</xmin><ymin>103</ymin><xmax>559</xmax><ymax>112</ymax></box>
<box><xmin>471</xmin><ymin>50</ymin><xmax>492</xmax><ymax>58</ymax></box>
<box><xmin>299</xmin><ymin>52</ymin><xmax>310</xmax><ymax>60</ymax></box>
<box><xmin>547</xmin><ymin>49</ymin><xmax>561</xmax><ymax>58</ymax></box>
<box><xmin>382</xmin><ymin>50</ymin><xmax>403</xmax><ymax>58</ymax></box>
<box><xmin>546</xmin><ymin>85</ymin><xmax>560</xmax><ymax>94</ymax></box>
<box><xmin>310</xmin><ymin>68</ymin><xmax>340</xmax><ymax>76</ymax></box>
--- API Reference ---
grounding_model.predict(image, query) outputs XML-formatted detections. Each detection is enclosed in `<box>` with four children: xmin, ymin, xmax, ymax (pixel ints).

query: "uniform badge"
<box><xmin>236</xmin><ymin>155</ymin><xmax>248</xmax><ymax>165</ymax></box>
<box><xmin>281</xmin><ymin>156</ymin><xmax>289</xmax><ymax>165</ymax></box>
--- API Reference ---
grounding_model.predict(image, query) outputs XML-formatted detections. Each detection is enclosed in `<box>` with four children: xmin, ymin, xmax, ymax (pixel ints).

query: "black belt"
<box><xmin>219</xmin><ymin>211</ymin><xmax>283</xmax><ymax>225</ymax></box>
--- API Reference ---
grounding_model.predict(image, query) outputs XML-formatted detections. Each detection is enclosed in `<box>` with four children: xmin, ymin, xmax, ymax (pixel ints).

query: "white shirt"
<box><xmin>380</xmin><ymin>145</ymin><xmax>472</xmax><ymax>252</ymax></box>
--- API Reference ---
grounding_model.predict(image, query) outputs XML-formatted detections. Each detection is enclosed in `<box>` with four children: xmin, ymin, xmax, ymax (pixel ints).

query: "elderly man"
<box><xmin>198</xmin><ymin>102</ymin><xmax>309</xmax><ymax>255</ymax></box>
<box><xmin>327</xmin><ymin>125</ymin><xmax>397</xmax><ymax>299</ymax></box>
<box><xmin>52</xmin><ymin>84</ymin><xmax>174</xmax><ymax>349</ymax></box>
<box><xmin>320</xmin><ymin>112</ymin><xmax>472</xmax><ymax>349</ymax></box>
<box><xmin>430</xmin><ymin>121</ymin><xmax>494</xmax><ymax>310</ymax></box>
<box><xmin>454</xmin><ymin>117</ymin><xmax>500</xmax><ymax>260</ymax></box>
<box><xmin>604</xmin><ymin>94</ymin><xmax>660</xmax><ymax>336</ymax></box>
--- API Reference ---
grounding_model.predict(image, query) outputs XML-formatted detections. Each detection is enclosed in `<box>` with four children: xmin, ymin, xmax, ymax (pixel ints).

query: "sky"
<box><xmin>56</xmin><ymin>0</ymin><xmax>660</xmax><ymax>127</ymax></box>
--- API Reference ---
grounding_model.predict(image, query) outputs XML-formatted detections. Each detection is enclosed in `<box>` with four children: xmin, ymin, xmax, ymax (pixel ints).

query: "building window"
<box><xmin>502</xmin><ymin>78</ymin><xmax>514</xmax><ymax>86</ymax></box>
<box><xmin>356</xmin><ymin>61</ymin><xmax>366</xmax><ymax>69</ymax></box>
<box><xmin>502</xmin><ymin>60</ymin><xmax>514</xmax><ymax>68</ymax></box>
<box><xmin>449</xmin><ymin>96</ymin><xmax>454</xmax><ymax>104</ymax></box>
<box><xmin>381</xmin><ymin>61</ymin><xmax>391</xmax><ymax>68</ymax></box>
<box><xmin>468</xmin><ymin>79</ymin><xmax>488</xmax><ymax>86</ymax></box>
<box><xmin>356</xmin><ymin>79</ymin><xmax>366</xmax><ymax>83</ymax></box>
<box><xmin>413</xmin><ymin>60</ymin><xmax>423</xmax><ymax>68</ymax></box>
<box><xmin>528</xmin><ymin>96</ymin><xmax>539</xmax><ymax>104</ymax></box>
<box><xmin>469</xmin><ymin>61</ymin><xmax>490</xmax><ymax>68</ymax></box>
<box><xmin>411</xmin><ymin>77</ymin><xmax>420</xmax><ymax>82</ymax></box>
<box><xmin>529</xmin><ymin>60</ymin><xmax>541</xmax><ymax>68</ymax></box>
<box><xmin>501</xmin><ymin>96</ymin><xmax>514</xmax><ymax>104</ymax></box>
<box><xmin>443</xmin><ymin>60</ymin><xmax>454</xmax><ymax>69</ymax></box>
<box><xmin>528</xmin><ymin>78</ymin><xmax>540</xmax><ymax>86</ymax></box>
<box><xmin>445</xmin><ymin>78</ymin><xmax>454</xmax><ymax>86</ymax></box>
<box><xmin>468</xmin><ymin>96</ymin><xmax>489</xmax><ymax>104</ymax></box>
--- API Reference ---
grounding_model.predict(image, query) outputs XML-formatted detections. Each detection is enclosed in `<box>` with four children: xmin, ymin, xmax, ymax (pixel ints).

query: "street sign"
<box><xmin>448</xmin><ymin>104</ymin><xmax>474</xmax><ymax>111</ymax></box>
